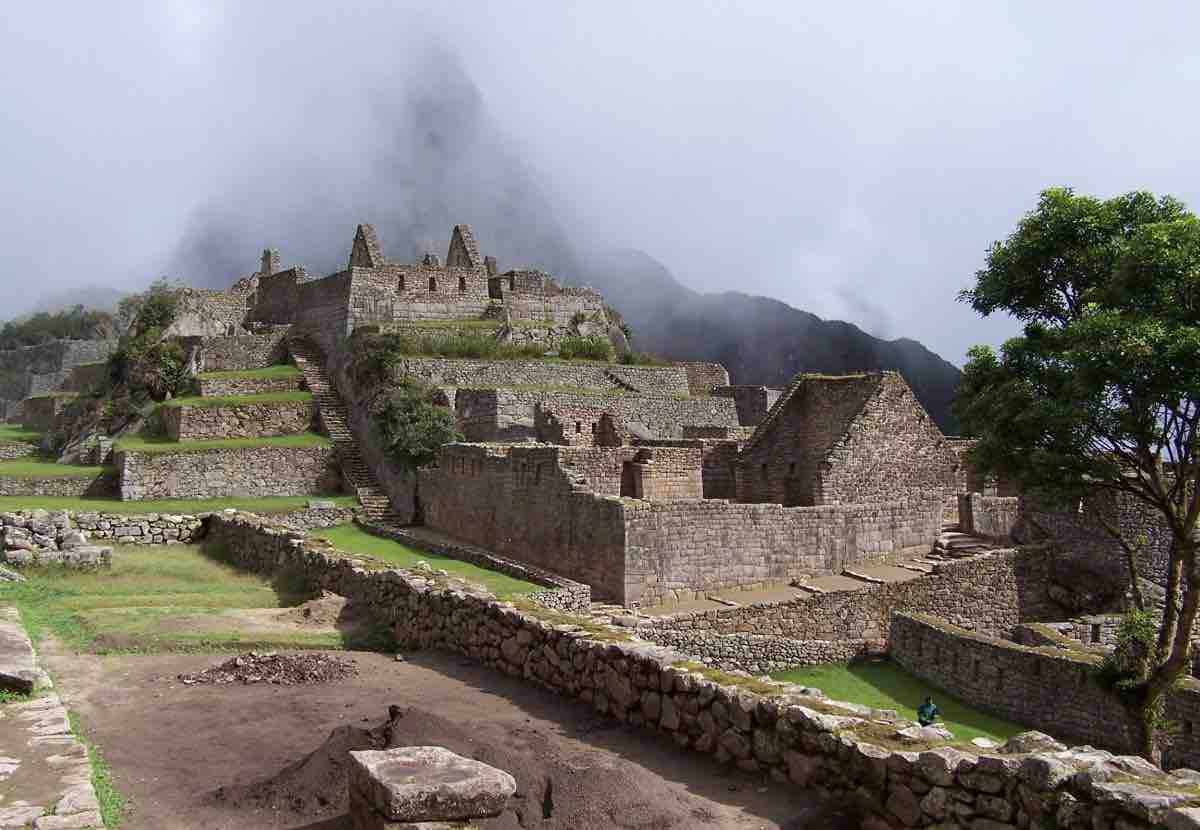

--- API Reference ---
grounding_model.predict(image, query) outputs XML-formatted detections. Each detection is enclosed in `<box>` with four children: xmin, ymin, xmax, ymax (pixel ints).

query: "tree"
<box><xmin>377</xmin><ymin>378</ymin><xmax>462</xmax><ymax>468</ymax></box>
<box><xmin>955</xmin><ymin>187</ymin><xmax>1200</xmax><ymax>761</ymax></box>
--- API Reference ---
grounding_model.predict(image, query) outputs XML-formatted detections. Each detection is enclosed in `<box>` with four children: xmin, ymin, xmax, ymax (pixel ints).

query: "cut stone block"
<box><xmin>349</xmin><ymin>746</ymin><xmax>516</xmax><ymax>823</ymax></box>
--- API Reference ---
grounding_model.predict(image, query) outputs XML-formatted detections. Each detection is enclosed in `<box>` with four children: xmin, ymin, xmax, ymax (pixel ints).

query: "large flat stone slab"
<box><xmin>349</xmin><ymin>746</ymin><xmax>516</xmax><ymax>823</ymax></box>
<box><xmin>0</xmin><ymin>605</ymin><xmax>46</xmax><ymax>694</ymax></box>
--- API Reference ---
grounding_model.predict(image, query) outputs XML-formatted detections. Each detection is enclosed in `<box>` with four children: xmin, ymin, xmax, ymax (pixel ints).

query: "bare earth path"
<box><xmin>42</xmin><ymin>646</ymin><xmax>855</xmax><ymax>830</ymax></box>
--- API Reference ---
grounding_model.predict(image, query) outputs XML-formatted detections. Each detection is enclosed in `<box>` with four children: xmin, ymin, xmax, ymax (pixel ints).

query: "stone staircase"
<box><xmin>288</xmin><ymin>338</ymin><xmax>405</xmax><ymax>524</ymax></box>
<box><xmin>930</xmin><ymin>522</ymin><xmax>996</xmax><ymax>559</ymax></box>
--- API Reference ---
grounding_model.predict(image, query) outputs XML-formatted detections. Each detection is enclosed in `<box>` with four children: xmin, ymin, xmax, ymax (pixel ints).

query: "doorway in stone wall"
<box><xmin>620</xmin><ymin>461</ymin><xmax>637</xmax><ymax>497</ymax></box>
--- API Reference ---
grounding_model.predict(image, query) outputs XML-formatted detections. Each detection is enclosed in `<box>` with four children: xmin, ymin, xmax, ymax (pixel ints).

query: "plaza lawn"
<box><xmin>161</xmin><ymin>390</ymin><xmax>312</xmax><ymax>408</ymax></box>
<box><xmin>0</xmin><ymin>544</ymin><xmax>384</xmax><ymax>653</ymax></box>
<box><xmin>114</xmin><ymin>432</ymin><xmax>331</xmax><ymax>453</ymax></box>
<box><xmin>0</xmin><ymin>494</ymin><xmax>356</xmax><ymax>514</ymax></box>
<box><xmin>0</xmin><ymin>424</ymin><xmax>43</xmax><ymax>445</ymax></box>
<box><xmin>195</xmin><ymin>365</ymin><xmax>301</xmax><ymax>381</ymax></box>
<box><xmin>0</xmin><ymin>459</ymin><xmax>108</xmax><ymax>479</ymax></box>
<box><xmin>772</xmin><ymin>660</ymin><xmax>1027</xmax><ymax>744</ymax></box>
<box><xmin>312</xmin><ymin>523</ymin><xmax>542</xmax><ymax>599</ymax></box>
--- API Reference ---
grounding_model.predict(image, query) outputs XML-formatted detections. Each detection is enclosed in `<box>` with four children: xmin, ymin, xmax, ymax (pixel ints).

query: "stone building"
<box><xmin>735</xmin><ymin>371</ymin><xmax>961</xmax><ymax>506</ymax></box>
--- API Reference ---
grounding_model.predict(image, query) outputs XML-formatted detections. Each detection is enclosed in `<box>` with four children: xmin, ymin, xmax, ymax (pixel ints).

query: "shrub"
<box><xmin>0</xmin><ymin>305</ymin><xmax>117</xmax><ymax>350</ymax></box>
<box><xmin>109</xmin><ymin>280</ymin><xmax>189</xmax><ymax>402</ymax></box>
<box><xmin>377</xmin><ymin>379</ymin><xmax>463</xmax><ymax>468</ymax></box>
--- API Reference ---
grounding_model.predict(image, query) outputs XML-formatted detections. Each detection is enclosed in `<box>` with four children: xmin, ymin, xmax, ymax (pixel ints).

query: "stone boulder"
<box><xmin>349</xmin><ymin>746</ymin><xmax>516</xmax><ymax>824</ymax></box>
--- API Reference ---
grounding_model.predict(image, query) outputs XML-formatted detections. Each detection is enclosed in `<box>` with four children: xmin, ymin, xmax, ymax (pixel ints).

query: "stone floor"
<box><xmin>0</xmin><ymin>606</ymin><xmax>102</xmax><ymax>830</ymax></box>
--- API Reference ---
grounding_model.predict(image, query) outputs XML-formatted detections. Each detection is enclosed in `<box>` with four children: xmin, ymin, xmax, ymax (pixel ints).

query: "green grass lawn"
<box><xmin>0</xmin><ymin>424</ymin><xmax>43</xmax><ymax>445</ymax></box>
<box><xmin>0</xmin><ymin>459</ymin><xmax>108</xmax><ymax>479</ymax></box>
<box><xmin>0</xmin><ymin>494</ymin><xmax>356</xmax><ymax>514</ymax></box>
<box><xmin>0</xmin><ymin>544</ymin><xmax>384</xmax><ymax>653</ymax></box>
<box><xmin>195</xmin><ymin>365</ymin><xmax>301</xmax><ymax>381</ymax></box>
<box><xmin>162</xmin><ymin>390</ymin><xmax>313</xmax><ymax>408</ymax></box>
<box><xmin>114</xmin><ymin>432</ymin><xmax>331</xmax><ymax>453</ymax></box>
<box><xmin>772</xmin><ymin>660</ymin><xmax>1028</xmax><ymax>744</ymax></box>
<box><xmin>312</xmin><ymin>524</ymin><xmax>542</xmax><ymax>599</ymax></box>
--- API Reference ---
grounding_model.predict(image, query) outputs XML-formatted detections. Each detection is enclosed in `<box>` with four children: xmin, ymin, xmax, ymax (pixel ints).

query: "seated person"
<box><xmin>917</xmin><ymin>695</ymin><xmax>940</xmax><ymax>727</ymax></box>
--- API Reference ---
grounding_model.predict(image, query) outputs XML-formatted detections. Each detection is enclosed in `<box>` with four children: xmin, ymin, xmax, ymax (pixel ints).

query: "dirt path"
<box><xmin>42</xmin><ymin>646</ymin><xmax>858</xmax><ymax>829</ymax></box>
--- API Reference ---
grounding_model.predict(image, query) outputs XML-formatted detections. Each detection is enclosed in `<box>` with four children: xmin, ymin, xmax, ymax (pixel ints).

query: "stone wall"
<box><xmin>890</xmin><ymin>613</ymin><xmax>1141</xmax><ymax>753</ymax></box>
<box><xmin>199</xmin><ymin>510</ymin><xmax>1200</xmax><ymax>827</ymax></box>
<box><xmin>61</xmin><ymin>361</ymin><xmax>109</xmax><ymax>394</ymax></box>
<box><xmin>169</xmin><ymin>286</ymin><xmax>254</xmax><ymax>337</ymax></box>
<box><xmin>454</xmin><ymin>388</ymin><xmax>740</xmax><ymax>443</ymax></box>
<box><xmin>162</xmin><ymin>399</ymin><xmax>315</xmax><ymax>441</ymax></box>
<box><xmin>389</xmin><ymin>356</ymin><xmax>694</xmax><ymax>397</ymax></box>
<box><xmin>0</xmin><ymin>469</ymin><xmax>116</xmax><ymax>497</ymax></box>
<box><xmin>0</xmin><ymin>339</ymin><xmax>115</xmax><ymax>419</ymax></box>
<box><xmin>737</xmin><ymin>372</ymin><xmax>959</xmax><ymax>508</ymax></box>
<box><xmin>116</xmin><ymin>446</ymin><xmax>340</xmax><ymax>500</ymax></box>
<box><xmin>0</xmin><ymin>443</ymin><xmax>36</xmax><ymax>461</ymax></box>
<box><xmin>635</xmin><ymin>439</ymin><xmax>742</xmax><ymax>499</ymax></box>
<box><xmin>959</xmin><ymin>494</ymin><xmax>1020</xmax><ymax>541</ymax></box>
<box><xmin>646</xmin><ymin>547</ymin><xmax>1061</xmax><ymax>641</ymax></box>
<box><xmin>419</xmin><ymin>443</ymin><xmax>947</xmax><ymax>606</ymax></box>
<box><xmin>712</xmin><ymin>385</ymin><xmax>782</xmax><ymax>426</ymax></box>
<box><xmin>20</xmin><ymin>395</ymin><xmax>75</xmax><ymax>432</ymax></box>
<box><xmin>682</xmin><ymin>363</ymin><xmax>732</xmax><ymax>396</ymax></box>
<box><xmin>196</xmin><ymin>373</ymin><xmax>303</xmax><ymax>397</ymax></box>
<box><xmin>195</xmin><ymin>329</ymin><xmax>289</xmax><ymax>372</ymax></box>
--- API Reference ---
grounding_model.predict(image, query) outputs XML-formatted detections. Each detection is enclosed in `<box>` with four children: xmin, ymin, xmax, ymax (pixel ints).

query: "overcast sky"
<box><xmin>3</xmin><ymin>2</ymin><xmax>1199</xmax><ymax>365</ymax></box>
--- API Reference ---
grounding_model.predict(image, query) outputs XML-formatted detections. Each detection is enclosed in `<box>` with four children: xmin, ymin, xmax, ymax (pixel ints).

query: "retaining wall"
<box><xmin>0</xmin><ymin>470</ymin><xmax>116</xmax><ymax>497</ymax></box>
<box><xmin>198</xmin><ymin>510</ymin><xmax>1200</xmax><ymax>828</ymax></box>
<box><xmin>162</xmin><ymin>400</ymin><xmax>315</xmax><ymax>440</ymax></box>
<box><xmin>388</xmin><ymin>356</ymin><xmax>694</xmax><ymax>397</ymax></box>
<box><xmin>196</xmin><ymin>373</ymin><xmax>303</xmax><ymax>397</ymax></box>
<box><xmin>116</xmin><ymin>446</ymin><xmax>340</xmax><ymax>500</ymax></box>
<box><xmin>196</xmin><ymin>330</ymin><xmax>289</xmax><ymax>372</ymax></box>
<box><xmin>0</xmin><ymin>443</ymin><xmax>37</xmax><ymax>461</ymax></box>
<box><xmin>959</xmin><ymin>494</ymin><xmax>1020</xmax><ymax>541</ymax></box>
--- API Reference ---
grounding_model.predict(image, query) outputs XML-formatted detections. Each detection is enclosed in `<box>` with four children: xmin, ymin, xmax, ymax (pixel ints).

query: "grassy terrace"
<box><xmin>312</xmin><ymin>523</ymin><xmax>543</xmax><ymax>599</ymax></box>
<box><xmin>161</xmin><ymin>390</ymin><xmax>312</xmax><ymax>408</ymax></box>
<box><xmin>772</xmin><ymin>661</ymin><xmax>1026</xmax><ymax>744</ymax></box>
<box><xmin>114</xmin><ymin>432</ymin><xmax>331</xmax><ymax>454</ymax></box>
<box><xmin>0</xmin><ymin>494</ymin><xmax>356</xmax><ymax>514</ymax></box>
<box><xmin>0</xmin><ymin>544</ymin><xmax>382</xmax><ymax>653</ymax></box>
<box><xmin>0</xmin><ymin>424</ymin><xmax>42</xmax><ymax>445</ymax></box>
<box><xmin>0</xmin><ymin>459</ymin><xmax>108</xmax><ymax>479</ymax></box>
<box><xmin>195</xmin><ymin>365</ymin><xmax>301</xmax><ymax>381</ymax></box>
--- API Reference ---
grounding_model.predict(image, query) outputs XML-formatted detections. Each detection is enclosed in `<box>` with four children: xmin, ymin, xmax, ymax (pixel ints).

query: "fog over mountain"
<box><xmin>6</xmin><ymin>2</ymin><xmax>1200</xmax><ymax>428</ymax></box>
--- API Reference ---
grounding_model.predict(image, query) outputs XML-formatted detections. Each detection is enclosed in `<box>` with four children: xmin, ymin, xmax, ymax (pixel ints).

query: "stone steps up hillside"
<box><xmin>930</xmin><ymin>523</ymin><xmax>996</xmax><ymax>559</ymax></box>
<box><xmin>288</xmin><ymin>339</ymin><xmax>405</xmax><ymax>525</ymax></box>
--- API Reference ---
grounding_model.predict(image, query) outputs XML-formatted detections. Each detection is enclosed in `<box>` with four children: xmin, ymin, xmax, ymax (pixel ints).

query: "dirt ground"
<box><xmin>43</xmin><ymin>645</ymin><xmax>862</xmax><ymax>830</ymax></box>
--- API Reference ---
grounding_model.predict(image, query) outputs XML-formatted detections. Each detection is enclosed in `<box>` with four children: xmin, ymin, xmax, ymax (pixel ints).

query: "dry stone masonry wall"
<box><xmin>0</xmin><ymin>469</ymin><xmax>115</xmax><ymax>498</ymax></box>
<box><xmin>116</xmin><ymin>445</ymin><xmax>340</xmax><ymax>500</ymax></box>
<box><xmin>162</xmin><ymin>399</ymin><xmax>315</xmax><ymax>440</ymax></box>
<box><xmin>200</xmin><ymin>511</ymin><xmax>1200</xmax><ymax>829</ymax></box>
<box><xmin>196</xmin><ymin>373</ymin><xmax>303</xmax><ymax>397</ymax></box>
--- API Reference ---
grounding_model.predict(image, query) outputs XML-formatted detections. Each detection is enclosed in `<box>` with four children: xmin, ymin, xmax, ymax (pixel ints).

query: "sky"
<box><xmin>3</xmin><ymin>1</ymin><xmax>1199</xmax><ymax>365</ymax></box>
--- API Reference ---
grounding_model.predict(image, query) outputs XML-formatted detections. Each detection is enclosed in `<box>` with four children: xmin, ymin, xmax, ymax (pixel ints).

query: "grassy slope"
<box><xmin>0</xmin><ymin>545</ymin><xmax>367</xmax><ymax>653</ymax></box>
<box><xmin>0</xmin><ymin>459</ymin><xmax>108</xmax><ymax>479</ymax></box>
<box><xmin>0</xmin><ymin>494</ymin><xmax>356</xmax><ymax>514</ymax></box>
<box><xmin>0</xmin><ymin>424</ymin><xmax>43</xmax><ymax>445</ymax></box>
<box><xmin>114</xmin><ymin>432</ymin><xmax>331</xmax><ymax>453</ymax></box>
<box><xmin>195</xmin><ymin>365</ymin><xmax>301</xmax><ymax>380</ymax></box>
<box><xmin>162</xmin><ymin>390</ymin><xmax>312</xmax><ymax>408</ymax></box>
<box><xmin>313</xmin><ymin>524</ymin><xmax>542</xmax><ymax>599</ymax></box>
<box><xmin>772</xmin><ymin>661</ymin><xmax>1027</xmax><ymax>743</ymax></box>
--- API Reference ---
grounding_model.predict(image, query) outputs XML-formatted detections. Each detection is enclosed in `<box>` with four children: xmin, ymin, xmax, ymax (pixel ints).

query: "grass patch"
<box><xmin>674</xmin><ymin>661</ymin><xmax>781</xmax><ymax>695</ymax></box>
<box><xmin>0</xmin><ymin>424</ymin><xmax>43</xmax><ymax>445</ymax></box>
<box><xmin>67</xmin><ymin>710</ymin><xmax>127</xmax><ymax>827</ymax></box>
<box><xmin>0</xmin><ymin>459</ymin><xmax>108</xmax><ymax>479</ymax></box>
<box><xmin>0</xmin><ymin>494</ymin><xmax>356</xmax><ymax>514</ymax></box>
<box><xmin>312</xmin><ymin>524</ymin><xmax>542</xmax><ymax>599</ymax></box>
<box><xmin>114</xmin><ymin>432</ymin><xmax>331</xmax><ymax>454</ymax></box>
<box><xmin>161</xmin><ymin>390</ymin><xmax>312</xmax><ymax>408</ymax></box>
<box><xmin>0</xmin><ymin>688</ymin><xmax>31</xmax><ymax>703</ymax></box>
<box><xmin>509</xmin><ymin>598</ymin><xmax>632</xmax><ymax>643</ymax></box>
<box><xmin>772</xmin><ymin>660</ymin><xmax>1027</xmax><ymax>743</ymax></box>
<box><xmin>195</xmin><ymin>364</ymin><xmax>301</xmax><ymax>381</ymax></box>
<box><xmin>0</xmin><ymin>544</ymin><xmax>381</xmax><ymax>653</ymax></box>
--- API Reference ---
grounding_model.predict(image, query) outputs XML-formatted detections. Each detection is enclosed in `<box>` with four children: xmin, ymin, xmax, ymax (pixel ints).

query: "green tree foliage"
<box><xmin>377</xmin><ymin>379</ymin><xmax>463</xmax><ymax>468</ymax></box>
<box><xmin>955</xmin><ymin>187</ymin><xmax>1200</xmax><ymax>760</ymax></box>
<box><xmin>109</xmin><ymin>280</ymin><xmax>189</xmax><ymax>402</ymax></box>
<box><xmin>0</xmin><ymin>305</ymin><xmax>116</xmax><ymax>350</ymax></box>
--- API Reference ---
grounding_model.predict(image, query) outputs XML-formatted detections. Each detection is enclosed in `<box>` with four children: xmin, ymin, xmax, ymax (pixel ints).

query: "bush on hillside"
<box><xmin>377</xmin><ymin>379</ymin><xmax>462</xmax><ymax>468</ymax></box>
<box><xmin>557</xmin><ymin>336</ymin><xmax>615</xmax><ymax>362</ymax></box>
<box><xmin>109</xmin><ymin>280</ymin><xmax>190</xmax><ymax>402</ymax></box>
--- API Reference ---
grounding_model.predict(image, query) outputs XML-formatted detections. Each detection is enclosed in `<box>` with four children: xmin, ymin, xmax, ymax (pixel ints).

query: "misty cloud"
<box><xmin>4</xmin><ymin>2</ymin><xmax>1200</xmax><ymax>365</ymax></box>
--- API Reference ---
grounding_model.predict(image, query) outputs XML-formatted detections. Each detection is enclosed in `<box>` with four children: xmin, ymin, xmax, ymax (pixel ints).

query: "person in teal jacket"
<box><xmin>917</xmin><ymin>696</ymin><xmax>940</xmax><ymax>727</ymax></box>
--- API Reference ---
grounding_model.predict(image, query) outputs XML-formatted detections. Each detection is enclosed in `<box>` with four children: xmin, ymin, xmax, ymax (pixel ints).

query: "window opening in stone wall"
<box><xmin>534</xmin><ymin>463</ymin><xmax>542</xmax><ymax>485</ymax></box>
<box><xmin>1032</xmin><ymin>661</ymin><xmax>1040</xmax><ymax>677</ymax></box>
<box><xmin>973</xmin><ymin>660</ymin><xmax>980</xmax><ymax>680</ymax></box>
<box><xmin>788</xmin><ymin>462</ymin><xmax>796</xmax><ymax>476</ymax></box>
<box><xmin>429</xmin><ymin>276</ymin><xmax>437</xmax><ymax>291</ymax></box>
<box><xmin>398</xmin><ymin>275</ymin><xmax>405</xmax><ymax>291</ymax></box>
<box><xmin>591</xmin><ymin>423</ymin><xmax>597</xmax><ymax>434</ymax></box>
<box><xmin>1091</xmin><ymin>623</ymin><xmax>1101</xmax><ymax>643</ymax></box>
<box><xmin>620</xmin><ymin>462</ymin><xmax>636</xmax><ymax>497</ymax></box>
<box><xmin>459</xmin><ymin>276</ymin><xmax>467</xmax><ymax>291</ymax></box>
<box><xmin>509</xmin><ymin>275</ymin><xmax>516</xmax><ymax>291</ymax></box>
<box><xmin>575</xmin><ymin>421</ymin><xmax>582</xmax><ymax>434</ymax></box>
<box><xmin>761</xmin><ymin>463</ymin><xmax>768</xmax><ymax>479</ymax></box>
<box><xmin>996</xmin><ymin>669</ymin><xmax>1004</xmax><ymax>690</ymax></box>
